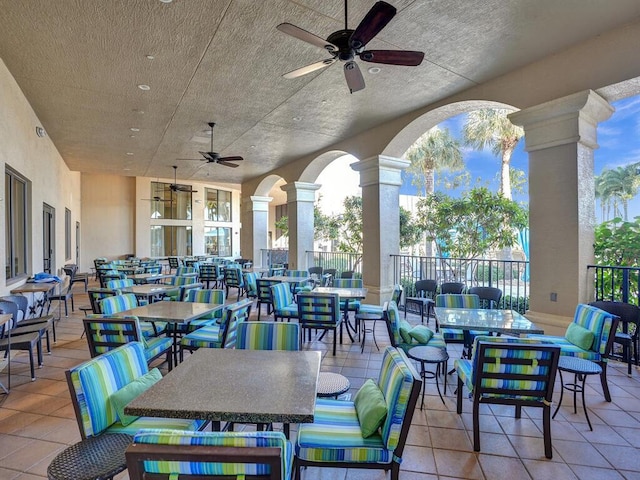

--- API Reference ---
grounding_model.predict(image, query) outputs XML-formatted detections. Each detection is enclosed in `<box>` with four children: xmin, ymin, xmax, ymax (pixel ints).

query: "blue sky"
<box><xmin>399</xmin><ymin>95</ymin><xmax>640</xmax><ymax>223</ymax></box>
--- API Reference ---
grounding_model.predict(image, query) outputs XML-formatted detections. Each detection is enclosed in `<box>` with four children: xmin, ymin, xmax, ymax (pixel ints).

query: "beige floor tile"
<box><xmin>477</xmin><ymin>454</ymin><xmax>532</xmax><ymax>479</ymax></box>
<box><xmin>433</xmin><ymin>448</ymin><xmax>484</xmax><ymax>479</ymax></box>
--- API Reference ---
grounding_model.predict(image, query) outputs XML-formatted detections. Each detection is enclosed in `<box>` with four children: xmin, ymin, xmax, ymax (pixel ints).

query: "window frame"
<box><xmin>5</xmin><ymin>166</ymin><xmax>31</xmax><ymax>281</ymax></box>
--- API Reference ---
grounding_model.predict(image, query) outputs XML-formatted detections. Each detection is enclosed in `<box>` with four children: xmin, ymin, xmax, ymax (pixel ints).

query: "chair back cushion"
<box><xmin>257</xmin><ymin>278</ymin><xmax>279</xmax><ymax>302</ymax></box>
<box><xmin>332</xmin><ymin>278</ymin><xmax>363</xmax><ymax>289</ymax></box>
<box><xmin>99</xmin><ymin>293</ymin><xmax>138</xmax><ymax>315</ymax></box>
<box><xmin>176</xmin><ymin>266</ymin><xmax>197</xmax><ymax>276</ymax></box>
<box><xmin>383</xmin><ymin>301</ymin><xmax>403</xmax><ymax>347</ymax></box>
<box><xmin>271</xmin><ymin>283</ymin><xmax>294</xmax><ymax>311</ymax></box>
<box><xmin>222</xmin><ymin>299</ymin><xmax>253</xmax><ymax>348</ymax></box>
<box><xmin>184</xmin><ymin>288</ymin><xmax>225</xmax><ymax>319</ymax></box>
<box><xmin>572</xmin><ymin>303</ymin><xmax>617</xmax><ymax>355</ymax></box>
<box><xmin>83</xmin><ymin>317</ymin><xmax>144</xmax><ymax>356</ymax></box>
<box><xmin>66</xmin><ymin>342</ymin><xmax>149</xmax><ymax>437</ymax></box>
<box><xmin>170</xmin><ymin>275</ymin><xmax>199</xmax><ymax>286</ymax></box>
<box><xmin>244</xmin><ymin>272</ymin><xmax>258</xmax><ymax>297</ymax></box>
<box><xmin>377</xmin><ymin>347</ymin><xmax>419</xmax><ymax>451</ymax></box>
<box><xmin>435</xmin><ymin>294</ymin><xmax>480</xmax><ymax>309</ymax></box>
<box><xmin>297</xmin><ymin>293</ymin><xmax>341</xmax><ymax>328</ymax></box>
<box><xmin>236</xmin><ymin>322</ymin><xmax>300</xmax><ymax>351</ymax></box>
<box><xmin>128</xmin><ymin>429</ymin><xmax>291</xmax><ymax>480</ymax></box>
<box><xmin>224</xmin><ymin>267</ymin><xmax>244</xmax><ymax>287</ymax></box>
<box><xmin>106</xmin><ymin>279</ymin><xmax>135</xmax><ymax>290</ymax></box>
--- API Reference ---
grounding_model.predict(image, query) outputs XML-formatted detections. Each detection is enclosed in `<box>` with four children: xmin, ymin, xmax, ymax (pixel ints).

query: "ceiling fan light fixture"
<box><xmin>137</xmin><ymin>84</ymin><xmax>151</xmax><ymax>91</ymax></box>
<box><xmin>130</xmin><ymin>127</ymin><xmax>140</xmax><ymax>132</ymax></box>
<box><xmin>368</xmin><ymin>66</ymin><xmax>381</xmax><ymax>74</ymax></box>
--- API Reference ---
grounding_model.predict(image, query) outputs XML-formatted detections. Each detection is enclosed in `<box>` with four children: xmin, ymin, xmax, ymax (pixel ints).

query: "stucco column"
<box><xmin>351</xmin><ymin>155</ymin><xmax>410</xmax><ymax>304</ymax></box>
<box><xmin>509</xmin><ymin>90</ymin><xmax>613</xmax><ymax>329</ymax></box>
<box><xmin>280</xmin><ymin>182</ymin><xmax>320</xmax><ymax>270</ymax></box>
<box><xmin>241</xmin><ymin>195</ymin><xmax>272</xmax><ymax>267</ymax></box>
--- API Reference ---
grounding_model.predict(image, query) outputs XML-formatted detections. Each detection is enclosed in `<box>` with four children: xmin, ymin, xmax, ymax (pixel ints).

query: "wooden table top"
<box><xmin>126</xmin><ymin>349</ymin><xmax>321</xmax><ymax>424</ymax></box>
<box><xmin>10</xmin><ymin>281</ymin><xmax>58</xmax><ymax>294</ymax></box>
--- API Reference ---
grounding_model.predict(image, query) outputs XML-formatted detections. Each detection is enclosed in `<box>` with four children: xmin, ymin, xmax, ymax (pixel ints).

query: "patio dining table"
<box><xmin>114</xmin><ymin>301</ymin><xmax>223</xmax><ymax>365</ymax></box>
<box><xmin>308</xmin><ymin>286</ymin><xmax>368</xmax><ymax>341</ymax></box>
<box><xmin>127</xmin><ymin>273</ymin><xmax>174</xmax><ymax>284</ymax></box>
<box><xmin>125</xmin><ymin>348</ymin><xmax>321</xmax><ymax>438</ymax></box>
<box><xmin>119</xmin><ymin>284</ymin><xmax>175</xmax><ymax>303</ymax></box>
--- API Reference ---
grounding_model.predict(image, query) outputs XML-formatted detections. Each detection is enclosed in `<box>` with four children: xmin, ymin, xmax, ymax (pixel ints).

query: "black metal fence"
<box><xmin>587</xmin><ymin>264</ymin><xmax>640</xmax><ymax>304</ymax></box>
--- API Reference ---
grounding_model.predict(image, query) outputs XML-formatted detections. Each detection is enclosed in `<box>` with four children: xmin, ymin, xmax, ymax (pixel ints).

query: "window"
<box><xmin>204</xmin><ymin>227</ymin><xmax>232</xmax><ymax>256</ymax></box>
<box><xmin>206</xmin><ymin>188</ymin><xmax>232</xmax><ymax>222</ymax></box>
<box><xmin>5</xmin><ymin>167</ymin><xmax>30</xmax><ymax>280</ymax></box>
<box><xmin>150</xmin><ymin>226</ymin><xmax>192</xmax><ymax>257</ymax></box>
<box><xmin>149</xmin><ymin>182</ymin><xmax>192</xmax><ymax>220</ymax></box>
<box><xmin>275</xmin><ymin>203</ymin><xmax>288</xmax><ymax>238</ymax></box>
<box><xmin>65</xmin><ymin>208</ymin><xmax>72</xmax><ymax>260</ymax></box>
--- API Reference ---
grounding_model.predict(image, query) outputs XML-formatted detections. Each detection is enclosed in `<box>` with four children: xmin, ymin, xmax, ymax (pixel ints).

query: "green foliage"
<box><xmin>500</xmin><ymin>295</ymin><xmax>529</xmax><ymax>314</ymax></box>
<box><xmin>416</xmin><ymin>187</ymin><xmax>528</xmax><ymax>260</ymax></box>
<box><xmin>594</xmin><ymin>217</ymin><xmax>640</xmax><ymax>266</ymax></box>
<box><xmin>399</xmin><ymin>207</ymin><xmax>424</xmax><ymax>249</ymax></box>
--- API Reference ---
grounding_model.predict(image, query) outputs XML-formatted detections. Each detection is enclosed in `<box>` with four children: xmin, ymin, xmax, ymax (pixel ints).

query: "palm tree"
<box><xmin>463</xmin><ymin>109</ymin><xmax>524</xmax><ymax>200</ymax></box>
<box><xmin>595</xmin><ymin>165</ymin><xmax>640</xmax><ymax>221</ymax></box>
<box><xmin>404</xmin><ymin>126</ymin><xmax>463</xmax><ymax>197</ymax></box>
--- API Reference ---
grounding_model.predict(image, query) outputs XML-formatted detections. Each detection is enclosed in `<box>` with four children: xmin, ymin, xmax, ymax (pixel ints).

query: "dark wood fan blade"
<box><xmin>350</xmin><ymin>1</ymin><xmax>396</xmax><ymax>50</ymax></box>
<box><xmin>277</xmin><ymin>23</ymin><xmax>337</xmax><ymax>52</ymax></box>
<box><xmin>217</xmin><ymin>160</ymin><xmax>240</xmax><ymax>168</ymax></box>
<box><xmin>359</xmin><ymin>49</ymin><xmax>424</xmax><ymax>66</ymax></box>
<box><xmin>283</xmin><ymin>58</ymin><xmax>336</xmax><ymax>79</ymax></box>
<box><xmin>218</xmin><ymin>156</ymin><xmax>243</xmax><ymax>162</ymax></box>
<box><xmin>176</xmin><ymin>158</ymin><xmax>205</xmax><ymax>161</ymax></box>
<box><xmin>344</xmin><ymin>61</ymin><xmax>365</xmax><ymax>93</ymax></box>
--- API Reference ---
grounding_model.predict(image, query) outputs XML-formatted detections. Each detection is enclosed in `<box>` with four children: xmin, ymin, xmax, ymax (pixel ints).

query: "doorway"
<box><xmin>43</xmin><ymin>203</ymin><xmax>55</xmax><ymax>273</ymax></box>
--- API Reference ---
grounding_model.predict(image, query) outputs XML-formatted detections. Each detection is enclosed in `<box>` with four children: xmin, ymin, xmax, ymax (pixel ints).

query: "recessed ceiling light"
<box><xmin>126</xmin><ymin>152</ymin><xmax>134</xmax><ymax>156</ymax></box>
<box><xmin>368</xmin><ymin>67</ymin><xmax>381</xmax><ymax>74</ymax></box>
<box><xmin>132</xmin><ymin>109</ymin><xmax>144</xmax><ymax>114</ymax></box>
<box><xmin>292</xmin><ymin>116</ymin><xmax>302</xmax><ymax>122</ymax></box>
<box><xmin>159</xmin><ymin>0</ymin><xmax>172</xmax><ymax>3</ymax></box>
<box><xmin>250</xmin><ymin>145</ymin><xmax>256</xmax><ymax>149</ymax></box>
<box><xmin>138</xmin><ymin>84</ymin><xmax>151</xmax><ymax>91</ymax></box>
<box><xmin>129</xmin><ymin>135</ymin><xmax>136</xmax><ymax>138</ymax></box>
<box><xmin>145</xmin><ymin>55</ymin><xmax>155</xmax><ymax>60</ymax></box>
<box><xmin>130</xmin><ymin>127</ymin><xmax>140</xmax><ymax>132</ymax></box>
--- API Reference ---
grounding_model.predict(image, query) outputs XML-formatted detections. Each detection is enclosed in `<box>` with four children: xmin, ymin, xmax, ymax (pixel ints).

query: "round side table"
<box><xmin>354</xmin><ymin>312</ymin><xmax>382</xmax><ymax>353</ymax></box>
<box><xmin>552</xmin><ymin>356</ymin><xmax>602</xmax><ymax>431</ymax></box>
<box><xmin>407</xmin><ymin>346</ymin><xmax>449</xmax><ymax>407</ymax></box>
<box><xmin>317</xmin><ymin>372</ymin><xmax>351</xmax><ymax>399</ymax></box>
<box><xmin>47</xmin><ymin>433</ymin><xmax>133</xmax><ymax>480</ymax></box>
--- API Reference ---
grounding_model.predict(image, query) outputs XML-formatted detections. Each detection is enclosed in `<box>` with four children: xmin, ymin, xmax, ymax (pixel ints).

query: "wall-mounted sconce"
<box><xmin>35</xmin><ymin>126</ymin><xmax>47</xmax><ymax>137</ymax></box>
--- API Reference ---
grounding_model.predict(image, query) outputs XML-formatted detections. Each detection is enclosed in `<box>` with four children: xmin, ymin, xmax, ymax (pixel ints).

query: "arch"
<box><xmin>382</xmin><ymin>100</ymin><xmax>518</xmax><ymax>159</ymax></box>
<box><xmin>298</xmin><ymin>150</ymin><xmax>353</xmax><ymax>184</ymax></box>
<box><xmin>254</xmin><ymin>174</ymin><xmax>284</xmax><ymax>197</ymax></box>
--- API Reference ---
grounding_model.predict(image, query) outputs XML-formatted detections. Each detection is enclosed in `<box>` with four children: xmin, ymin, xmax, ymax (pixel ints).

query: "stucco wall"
<box><xmin>0</xmin><ymin>59</ymin><xmax>81</xmax><ymax>295</ymax></box>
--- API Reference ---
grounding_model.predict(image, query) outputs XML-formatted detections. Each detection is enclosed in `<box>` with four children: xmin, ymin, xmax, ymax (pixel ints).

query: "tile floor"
<box><xmin>1</xmin><ymin>282</ymin><xmax>639</xmax><ymax>480</ymax></box>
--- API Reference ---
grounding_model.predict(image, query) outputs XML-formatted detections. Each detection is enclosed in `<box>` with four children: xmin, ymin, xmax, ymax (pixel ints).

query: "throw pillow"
<box><xmin>565</xmin><ymin>322</ymin><xmax>595</xmax><ymax>351</ymax></box>
<box><xmin>353</xmin><ymin>378</ymin><xmax>388</xmax><ymax>438</ymax></box>
<box><xmin>110</xmin><ymin>368</ymin><xmax>162</xmax><ymax>426</ymax></box>
<box><xmin>409</xmin><ymin>325</ymin><xmax>434</xmax><ymax>344</ymax></box>
<box><xmin>399</xmin><ymin>320</ymin><xmax>413</xmax><ymax>344</ymax></box>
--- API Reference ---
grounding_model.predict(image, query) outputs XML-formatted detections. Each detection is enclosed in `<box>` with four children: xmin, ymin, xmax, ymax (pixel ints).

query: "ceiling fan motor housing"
<box><xmin>327</xmin><ymin>29</ymin><xmax>358</xmax><ymax>60</ymax></box>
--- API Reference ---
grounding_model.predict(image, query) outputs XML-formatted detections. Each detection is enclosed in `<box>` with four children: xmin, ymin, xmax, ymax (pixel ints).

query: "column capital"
<box><xmin>509</xmin><ymin>90</ymin><xmax>613</xmax><ymax>152</ymax></box>
<box><xmin>244</xmin><ymin>195</ymin><xmax>272</xmax><ymax>213</ymax></box>
<box><xmin>280</xmin><ymin>182</ymin><xmax>321</xmax><ymax>203</ymax></box>
<box><xmin>351</xmin><ymin>155</ymin><xmax>410</xmax><ymax>187</ymax></box>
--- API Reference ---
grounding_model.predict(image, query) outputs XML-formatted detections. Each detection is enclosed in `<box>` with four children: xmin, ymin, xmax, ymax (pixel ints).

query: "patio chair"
<box><xmin>66</xmin><ymin>342</ymin><xmax>205</xmax><ymax>440</ymax></box>
<box><xmin>83</xmin><ymin>316</ymin><xmax>173</xmax><ymax>371</ymax></box>
<box><xmin>0</xmin><ymin>302</ymin><xmax>44</xmax><ymax>380</ymax></box>
<box><xmin>0</xmin><ymin>299</ymin><xmax>53</xmax><ymax>354</ymax></box>
<box><xmin>268</xmin><ymin>264</ymin><xmax>285</xmax><ymax>277</ymax></box>
<box><xmin>256</xmin><ymin>278</ymin><xmax>278</xmax><ymax>321</ymax></box>
<box><xmin>99</xmin><ymin>271</ymin><xmax>126</xmax><ymax>288</ymax></box>
<box><xmin>308</xmin><ymin>266</ymin><xmax>323</xmax><ymax>279</ymax></box>
<box><xmin>47</xmin><ymin>278</ymin><xmax>75</xmax><ymax>316</ymax></box>
<box><xmin>244</xmin><ymin>271</ymin><xmax>258</xmax><ymax>299</ymax></box>
<box><xmin>176</xmin><ymin>265</ymin><xmax>198</xmax><ymax>277</ymax></box>
<box><xmin>440</xmin><ymin>281</ymin><xmax>465</xmax><ymax>294</ymax></box>
<box><xmin>270</xmin><ymin>282</ymin><xmax>298</xmax><ymax>323</ymax></box>
<box><xmin>294</xmin><ymin>346</ymin><xmax>421</xmax><ymax>480</ymax></box>
<box><xmin>198</xmin><ymin>263</ymin><xmax>218</xmax><ymax>288</ymax></box>
<box><xmin>180</xmin><ymin>299</ymin><xmax>253</xmax><ymax>361</ymax></box>
<box><xmin>105</xmin><ymin>278</ymin><xmax>135</xmax><ymax>291</ymax></box>
<box><xmin>179</xmin><ymin>288</ymin><xmax>225</xmax><ymax>333</ymax></box>
<box><xmin>384</xmin><ymin>300</ymin><xmax>446</xmax><ymax>353</ymax></box>
<box><xmin>404</xmin><ymin>279</ymin><xmax>437</xmax><ymax>324</ymax></box>
<box><xmin>63</xmin><ymin>264</ymin><xmax>89</xmax><ymax>292</ymax></box>
<box><xmin>168</xmin><ymin>256</ymin><xmax>181</xmax><ymax>273</ymax></box>
<box><xmin>236</xmin><ymin>322</ymin><xmax>300</xmax><ymax>351</ymax></box>
<box><xmin>455</xmin><ymin>337</ymin><xmax>561</xmax><ymax>458</ymax></box>
<box><xmin>164</xmin><ymin>276</ymin><xmax>201</xmax><ymax>301</ymax></box>
<box><xmin>332</xmin><ymin>278</ymin><xmax>363</xmax><ymax>319</ymax></box>
<box><xmin>589</xmin><ymin>300</ymin><xmax>639</xmax><ymax>375</ymax></box>
<box><xmin>100</xmin><ymin>293</ymin><xmax>165</xmax><ymax>338</ymax></box>
<box><xmin>468</xmin><ymin>286</ymin><xmax>503</xmax><ymax>309</ymax></box>
<box><xmin>0</xmin><ymin>294</ymin><xmax>56</xmax><ymax>342</ymax></box>
<box><xmin>87</xmin><ymin>288</ymin><xmax>119</xmax><ymax>314</ymax></box>
<box><xmin>224</xmin><ymin>266</ymin><xmax>245</xmax><ymax>301</ymax></box>
<box><xmin>144</xmin><ymin>264</ymin><xmax>162</xmax><ymax>275</ymax></box>
<box><xmin>528</xmin><ymin>303</ymin><xmax>619</xmax><ymax>401</ymax></box>
<box><xmin>297</xmin><ymin>292</ymin><xmax>342</xmax><ymax>356</ymax></box>
<box><xmin>285</xmin><ymin>270</ymin><xmax>313</xmax><ymax>293</ymax></box>
<box><xmin>434</xmin><ymin>294</ymin><xmax>481</xmax><ymax>355</ymax></box>
<box><xmin>126</xmin><ymin>429</ymin><xmax>291</xmax><ymax>480</ymax></box>
<box><xmin>323</xmin><ymin>268</ymin><xmax>337</xmax><ymax>286</ymax></box>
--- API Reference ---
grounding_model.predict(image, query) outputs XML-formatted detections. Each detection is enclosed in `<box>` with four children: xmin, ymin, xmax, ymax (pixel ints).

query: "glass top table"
<box><xmin>434</xmin><ymin>307</ymin><xmax>544</xmax><ymax>336</ymax></box>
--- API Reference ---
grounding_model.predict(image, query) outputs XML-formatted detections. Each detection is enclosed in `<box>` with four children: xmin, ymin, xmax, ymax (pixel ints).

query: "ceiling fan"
<box><xmin>170</xmin><ymin>165</ymin><xmax>198</xmax><ymax>193</ymax></box>
<box><xmin>178</xmin><ymin>122</ymin><xmax>244</xmax><ymax>168</ymax></box>
<box><xmin>277</xmin><ymin>0</ymin><xmax>424</xmax><ymax>93</ymax></box>
<box><xmin>140</xmin><ymin>195</ymin><xmax>171</xmax><ymax>203</ymax></box>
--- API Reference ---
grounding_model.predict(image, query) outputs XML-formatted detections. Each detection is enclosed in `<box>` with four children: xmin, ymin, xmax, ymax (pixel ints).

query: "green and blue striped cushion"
<box><xmin>180</xmin><ymin>324</ymin><xmax>223</xmax><ymax>349</ymax></box>
<box><xmin>271</xmin><ymin>283</ymin><xmax>297</xmax><ymax>318</ymax></box>
<box><xmin>105</xmin><ymin>279</ymin><xmax>135</xmax><ymax>290</ymax></box>
<box><xmin>385</xmin><ymin>301</ymin><xmax>446</xmax><ymax>351</ymax></box>
<box><xmin>236</xmin><ymin>322</ymin><xmax>300</xmax><ymax>350</ymax></box>
<box><xmin>99</xmin><ymin>293</ymin><xmax>138</xmax><ymax>314</ymax></box>
<box><xmin>132</xmin><ymin>429</ymin><xmax>291</xmax><ymax>479</ymax></box>
<box><xmin>435</xmin><ymin>294</ymin><xmax>481</xmax><ymax>341</ymax></box>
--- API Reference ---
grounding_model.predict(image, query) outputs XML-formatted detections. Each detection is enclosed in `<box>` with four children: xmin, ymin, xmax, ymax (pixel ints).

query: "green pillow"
<box><xmin>409</xmin><ymin>325</ymin><xmax>434</xmax><ymax>344</ymax></box>
<box><xmin>110</xmin><ymin>368</ymin><xmax>162</xmax><ymax>426</ymax></box>
<box><xmin>353</xmin><ymin>378</ymin><xmax>387</xmax><ymax>438</ymax></box>
<box><xmin>565</xmin><ymin>322</ymin><xmax>595</xmax><ymax>351</ymax></box>
<box><xmin>399</xmin><ymin>320</ymin><xmax>413</xmax><ymax>344</ymax></box>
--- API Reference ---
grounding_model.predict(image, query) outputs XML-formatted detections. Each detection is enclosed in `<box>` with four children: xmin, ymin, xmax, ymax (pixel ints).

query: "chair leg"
<box><xmin>599</xmin><ymin>362</ymin><xmax>612</xmax><ymax>402</ymax></box>
<box><xmin>456</xmin><ymin>377</ymin><xmax>463</xmax><ymax>413</ymax></box>
<box><xmin>28</xmin><ymin>344</ymin><xmax>36</xmax><ymax>381</ymax></box>
<box><xmin>472</xmin><ymin>397</ymin><xmax>481</xmax><ymax>452</ymax></box>
<box><xmin>333</xmin><ymin>329</ymin><xmax>337</xmax><ymax>356</ymax></box>
<box><xmin>515</xmin><ymin>405</ymin><xmax>522</xmax><ymax>418</ymax></box>
<box><xmin>70</xmin><ymin>295</ymin><xmax>75</xmax><ymax>312</ymax></box>
<box><xmin>543</xmin><ymin>405</ymin><xmax>553</xmax><ymax>459</ymax></box>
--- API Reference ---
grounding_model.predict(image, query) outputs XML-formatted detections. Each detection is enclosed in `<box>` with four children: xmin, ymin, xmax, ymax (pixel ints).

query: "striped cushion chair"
<box><xmin>297</xmin><ymin>293</ymin><xmax>342</xmax><ymax>356</ymax></box>
<box><xmin>105</xmin><ymin>278</ymin><xmax>135</xmax><ymax>291</ymax></box>
<box><xmin>99</xmin><ymin>293</ymin><xmax>164</xmax><ymax>338</ymax></box>
<box><xmin>224</xmin><ymin>266</ymin><xmax>246</xmax><ymax>301</ymax></box>
<box><xmin>65</xmin><ymin>342</ymin><xmax>205</xmax><ymax>439</ymax></box>
<box><xmin>236</xmin><ymin>322</ymin><xmax>300</xmax><ymax>351</ymax></box>
<box><xmin>178</xmin><ymin>288</ymin><xmax>225</xmax><ymax>333</ymax></box>
<box><xmin>434</xmin><ymin>294</ymin><xmax>483</xmax><ymax>354</ymax></box>
<box><xmin>126</xmin><ymin>429</ymin><xmax>292</xmax><ymax>480</ymax></box>
<box><xmin>358</xmin><ymin>284</ymin><xmax>403</xmax><ymax>316</ymax></box>
<box><xmin>295</xmin><ymin>347</ymin><xmax>421</xmax><ymax>480</ymax></box>
<box><xmin>164</xmin><ymin>275</ymin><xmax>201</xmax><ymax>301</ymax></box>
<box><xmin>180</xmin><ymin>299</ymin><xmax>253</xmax><ymax>361</ymax></box>
<box><xmin>528</xmin><ymin>303</ymin><xmax>619</xmax><ymax>401</ymax></box>
<box><xmin>285</xmin><ymin>270</ymin><xmax>313</xmax><ymax>293</ymax></box>
<box><xmin>83</xmin><ymin>315</ymin><xmax>173</xmax><ymax>371</ymax></box>
<box><xmin>455</xmin><ymin>337</ymin><xmax>561</xmax><ymax>458</ymax></box>
<box><xmin>384</xmin><ymin>300</ymin><xmax>446</xmax><ymax>352</ymax></box>
<box><xmin>244</xmin><ymin>271</ymin><xmax>259</xmax><ymax>299</ymax></box>
<box><xmin>270</xmin><ymin>283</ymin><xmax>298</xmax><ymax>322</ymax></box>
<box><xmin>176</xmin><ymin>266</ymin><xmax>198</xmax><ymax>277</ymax></box>
<box><xmin>332</xmin><ymin>278</ymin><xmax>363</xmax><ymax>315</ymax></box>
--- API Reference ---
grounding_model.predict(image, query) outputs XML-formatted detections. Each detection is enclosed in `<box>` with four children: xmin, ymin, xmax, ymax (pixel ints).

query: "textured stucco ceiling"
<box><xmin>1</xmin><ymin>0</ymin><xmax>640</xmax><ymax>185</ymax></box>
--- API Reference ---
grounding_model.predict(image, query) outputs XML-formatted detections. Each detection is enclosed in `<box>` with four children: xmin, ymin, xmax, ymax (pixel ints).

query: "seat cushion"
<box><xmin>441</xmin><ymin>327</ymin><xmax>464</xmax><ymax>342</ymax></box>
<box><xmin>143</xmin><ymin>336</ymin><xmax>172</xmax><ymax>361</ymax></box>
<box><xmin>181</xmin><ymin>324</ymin><xmax>222</xmax><ymax>349</ymax></box>
<box><xmin>108</xmin><ymin>417</ymin><xmax>206</xmax><ymax>435</ymax></box>
<box><xmin>527</xmin><ymin>335</ymin><xmax>602</xmax><ymax>361</ymax></box>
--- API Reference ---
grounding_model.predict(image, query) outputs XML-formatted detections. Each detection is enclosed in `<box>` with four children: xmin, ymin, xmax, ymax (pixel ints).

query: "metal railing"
<box><xmin>587</xmin><ymin>264</ymin><xmax>640</xmax><ymax>304</ymax></box>
<box><xmin>306</xmin><ymin>251</ymin><xmax>362</xmax><ymax>276</ymax></box>
<box><xmin>391</xmin><ymin>254</ymin><xmax>530</xmax><ymax>312</ymax></box>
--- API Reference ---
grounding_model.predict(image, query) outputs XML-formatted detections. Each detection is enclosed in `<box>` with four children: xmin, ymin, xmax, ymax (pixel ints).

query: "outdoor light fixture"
<box><xmin>35</xmin><ymin>126</ymin><xmax>46</xmax><ymax>137</ymax></box>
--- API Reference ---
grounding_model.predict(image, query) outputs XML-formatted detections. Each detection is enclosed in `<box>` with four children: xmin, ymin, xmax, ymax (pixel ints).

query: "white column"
<box><xmin>509</xmin><ymin>90</ymin><xmax>613</xmax><ymax>326</ymax></box>
<box><xmin>280</xmin><ymin>182</ymin><xmax>321</xmax><ymax>270</ymax></box>
<box><xmin>351</xmin><ymin>155</ymin><xmax>410</xmax><ymax>304</ymax></box>
<box><xmin>240</xmin><ymin>195</ymin><xmax>272</xmax><ymax>267</ymax></box>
